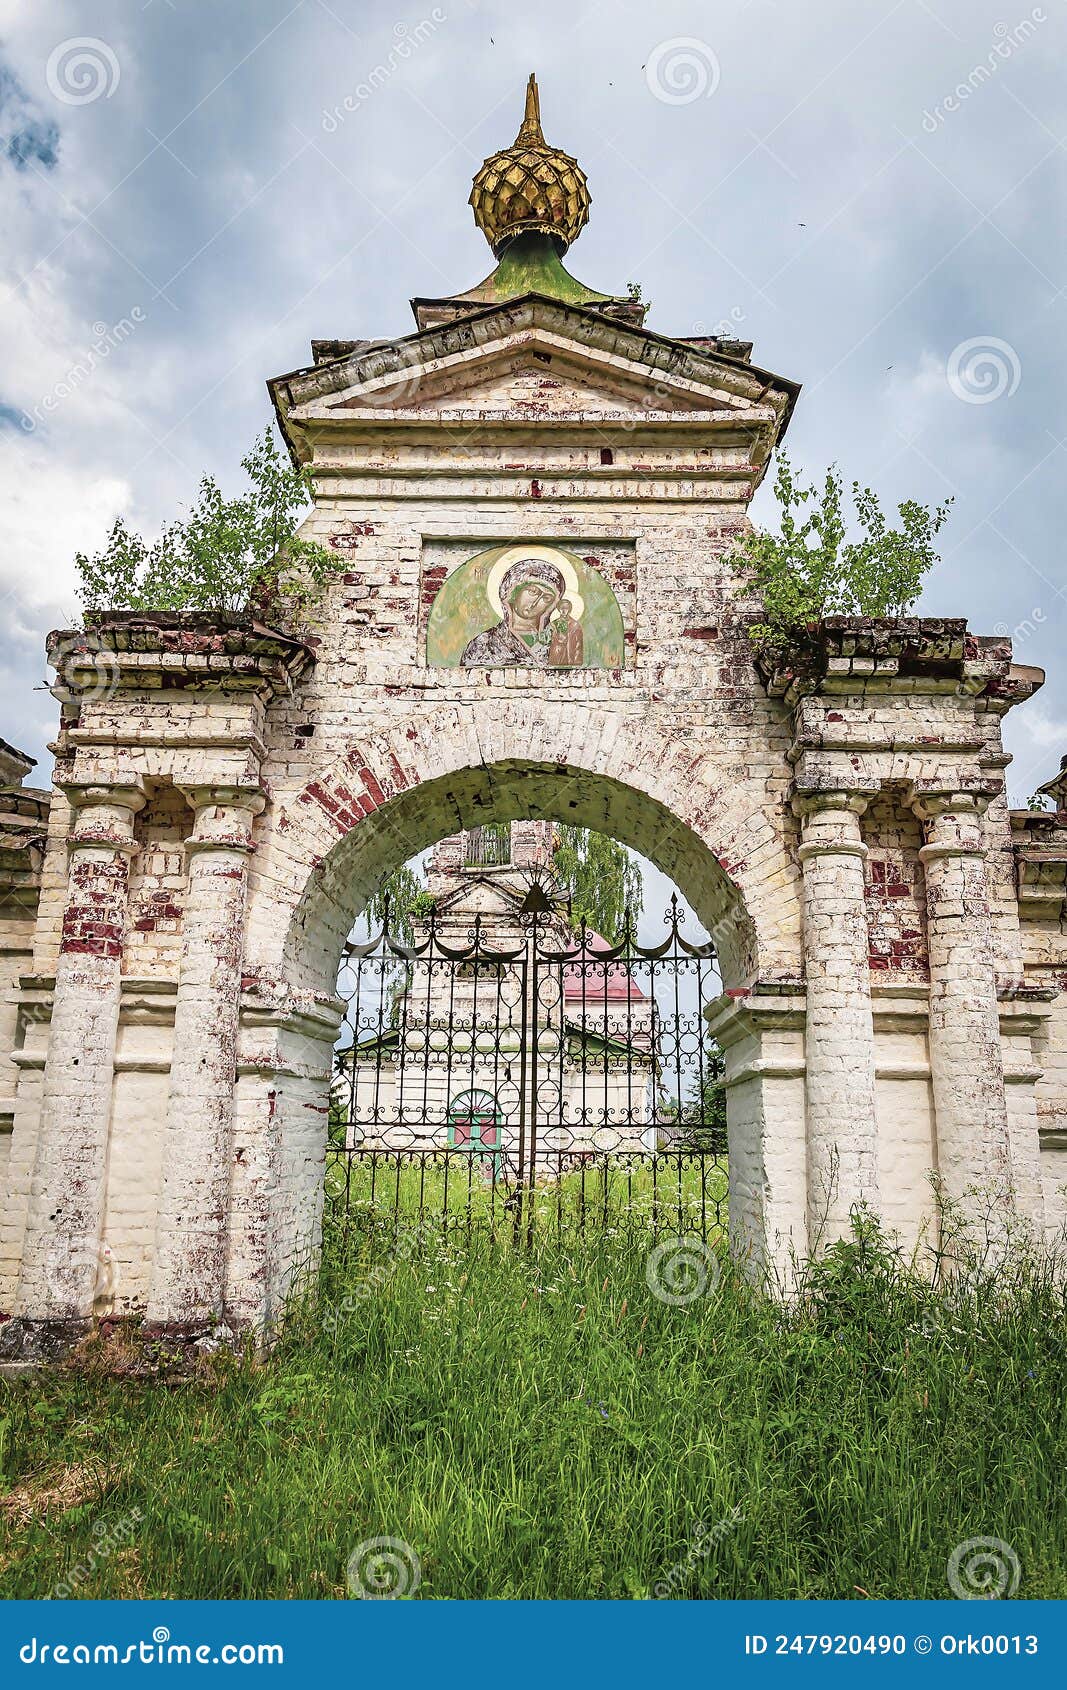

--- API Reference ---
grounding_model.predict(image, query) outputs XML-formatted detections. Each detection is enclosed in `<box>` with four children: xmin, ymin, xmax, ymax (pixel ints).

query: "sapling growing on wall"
<box><xmin>75</xmin><ymin>429</ymin><xmax>338</xmax><ymax>619</ymax></box>
<box><xmin>731</xmin><ymin>452</ymin><xmax>953</xmax><ymax>657</ymax></box>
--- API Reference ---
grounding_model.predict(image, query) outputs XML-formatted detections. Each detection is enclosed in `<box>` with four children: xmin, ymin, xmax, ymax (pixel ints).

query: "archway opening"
<box><xmin>330</xmin><ymin>816</ymin><xmax>726</xmax><ymax>1247</ymax></box>
<box><xmin>280</xmin><ymin>757</ymin><xmax>756</xmax><ymax>998</ymax></box>
<box><xmin>270</xmin><ymin>756</ymin><xmax>757</xmax><ymax>1270</ymax></box>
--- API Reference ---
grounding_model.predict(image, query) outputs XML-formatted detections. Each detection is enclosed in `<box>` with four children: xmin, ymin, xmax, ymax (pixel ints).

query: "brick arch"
<box><xmin>248</xmin><ymin>700</ymin><xmax>800</xmax><ymax>997</ymax></box>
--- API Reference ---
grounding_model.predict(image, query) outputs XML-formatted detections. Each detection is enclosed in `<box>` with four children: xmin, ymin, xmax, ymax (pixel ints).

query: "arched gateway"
<box><xmin>2</xmin><ymin>78</ymin><xmax>1066</xmax><ymax>1352</ymax></box>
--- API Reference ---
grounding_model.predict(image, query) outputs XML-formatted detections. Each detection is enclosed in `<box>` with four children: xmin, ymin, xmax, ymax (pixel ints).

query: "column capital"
<box><xmin>61</xmin><ymin>778</ymin><xmax>148</xmax><ymax>815</ymax></box>
<box><xmin>793</xmin><ymin>787</ymin><xmax>873</xmax><ymax>864</ymax></box>
<box><xmin>178</xmin><ymin>785</ymin><xmax>266</xmax><ymax>857</ymax></box>
<box><xmin>176</xmin><ymin>784</ymin><xmax>267</xmax><ymax>816</ymax></box>
<box><xmin>791</xmin><ymin>785</ymin><xmax>876</xmax><ymax>820</ymax></box>
<box><xmin>61</xmin><ymin>780</ymin><xmax>147</xmax><ymax>856</ymax></box>
<box><xmin>905</xmin><ymin>783</ymin><xmax>995</xmax><ymax>823</ymax></box>
<box><xmin>908</xmin><ymin>788</ymin><xmax>995</xmax><ymax>863</ymax></box>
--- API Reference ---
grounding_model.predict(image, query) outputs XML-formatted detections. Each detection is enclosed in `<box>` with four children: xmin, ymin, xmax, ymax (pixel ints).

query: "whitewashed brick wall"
<box><xmin>0</xmin><ymin>305</ymin><xmax>1064</xmax><ymax>1341</ymax></box>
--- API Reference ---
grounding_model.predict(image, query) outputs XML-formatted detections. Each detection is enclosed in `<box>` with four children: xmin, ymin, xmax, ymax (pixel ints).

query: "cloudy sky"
<box><xmin>1</xmin><ymin>0</ymin><xmax>1065</xmax><ymax>824</ymax></box>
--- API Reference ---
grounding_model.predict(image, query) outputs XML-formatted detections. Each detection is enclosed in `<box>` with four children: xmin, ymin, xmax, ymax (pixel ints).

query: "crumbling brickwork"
<box><xmin>862</xmin><ymin>789</ymin><xmax>928</xmax><ymax>975</ymax></box>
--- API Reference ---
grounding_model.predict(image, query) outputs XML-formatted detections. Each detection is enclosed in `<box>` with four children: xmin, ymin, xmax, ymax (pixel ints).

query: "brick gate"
<box><xmin>2</xmin><ymin>79</ymin><xmax>1065</xmax><ymax>1353</ymax></box>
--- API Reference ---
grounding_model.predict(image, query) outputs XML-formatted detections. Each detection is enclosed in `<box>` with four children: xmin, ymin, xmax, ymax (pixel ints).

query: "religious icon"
<box><xmin>461</xmin><ymin>558</ymin><xmax>568</xmax><ymax>667</ymax></box>
<box><xmin>426</xmin><ymin>541</ymin><xmax>624</xmax><ymax>671</ymax></box>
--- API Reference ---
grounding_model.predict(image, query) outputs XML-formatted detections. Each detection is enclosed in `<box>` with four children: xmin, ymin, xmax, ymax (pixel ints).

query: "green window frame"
<box><xmin>447</xmin><ymin>1088</ymin><xmax>502</xmax><ymax>1175</ymax></box>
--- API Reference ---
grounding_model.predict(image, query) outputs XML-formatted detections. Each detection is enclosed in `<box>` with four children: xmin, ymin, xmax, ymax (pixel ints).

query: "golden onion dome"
<box><xmin>469</xmin><ymin>74</ymin><xmax>591</xmax><ymax>257</ymax></box>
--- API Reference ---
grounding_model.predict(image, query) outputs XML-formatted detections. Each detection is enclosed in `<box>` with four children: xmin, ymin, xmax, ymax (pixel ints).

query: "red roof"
<box><xmin>562</xmin><ymin>931</ymin><xmax>646</xmax><ymax>1003</ymax></box>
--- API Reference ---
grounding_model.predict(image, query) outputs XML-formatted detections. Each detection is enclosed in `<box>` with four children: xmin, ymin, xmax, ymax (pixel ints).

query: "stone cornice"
<box><xmin>306</xmin><ymin>466</ymin><xmax>763</xmax><ymax>508</ymax></box>
<box><xmin>704</xmin><ymin>979</ymin><xmax>807</xmax><ymax>1046</ymax></box>
<box><xmin>0</xmin><ymin>786</ymin><xmax>51</xmax><ymax>837</ymax></box>
<box><xmin>1010</xmin><ymin>808</ymin><xmax>1067</xmax><ymax>839</ymax></box>
<box><xmin>301</xmin><ymin>414</ymin><xmax>778</xmax><ymax>438</ymax></box>
<box><xmin>408</xmin><ymin>294</ymin><xmax>650</xmax><ymax>334</ymax></box>
<box><xmin>1036</xmin><ymin>754</ymin><xmax>1067</xmax><ymax>808</ymax></box>
<box><xmin>46</xmin><ymin>613</ymin><xmax>315</xmax><ymax>702</ymax></box>
<box><xmin>269</xmin><ymin>296</ymin><xmax>800</xmax><ymax>472</ymax></box>
<box><xmin>0</xmin><ymin>758</ymin><xmax>45</xmax><ymax>898</ymax></box>
<box><xmin>272</xmin><ymin>296</ymin><xmax>799</xmax><ymax>412</ymax></box>
<box><xmin>756</xmin><ymin>616</ymin><xmax>1044</xmax><ymax>712</ymax></box>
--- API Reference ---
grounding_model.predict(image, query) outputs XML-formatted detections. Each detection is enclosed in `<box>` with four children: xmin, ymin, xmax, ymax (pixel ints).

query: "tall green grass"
<box><xmin>1</xmin><ymin>1218</ymin><xmax>1065</xmax><ymax>1599</ymax></box>
<box><xmin>324</xmin><ymin>1150</ymin><xmax>728</xmax><ymax>1247</ymax></box>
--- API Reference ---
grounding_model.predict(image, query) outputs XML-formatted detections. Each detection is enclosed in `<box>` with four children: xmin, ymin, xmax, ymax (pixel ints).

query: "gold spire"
<box><xmin>515</xmin><ymin>73</ymin><xmax>545</xmax><ymax>146</ymax></box>
<box><xmin>469</xmin><ymin>74</ymin><xmax>591</xmax><ymax>257</ymax></box>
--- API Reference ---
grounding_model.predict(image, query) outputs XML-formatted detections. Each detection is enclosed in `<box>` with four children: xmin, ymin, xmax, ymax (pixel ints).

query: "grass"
<box><xmin>324</xmin><ymin>1149</ymin><xmax>729</xmax><ymax>1246</ymax></box>
<box><xmin>1</xmin><ymin>1216</ymin><xmax>1066</xmax><ymax>1600</ymax></box>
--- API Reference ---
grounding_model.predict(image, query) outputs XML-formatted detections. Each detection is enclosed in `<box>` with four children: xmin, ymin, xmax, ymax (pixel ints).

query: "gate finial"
<box><xmin>519</xmin><ymin>879</ymin><xmax>554</xmax><ymax>917</ymax></box>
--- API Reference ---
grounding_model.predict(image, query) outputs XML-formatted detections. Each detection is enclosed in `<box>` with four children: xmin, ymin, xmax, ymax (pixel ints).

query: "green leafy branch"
<box><xmin>730</xmin><ymin>453</ymin><xmax>953</xmax><ymax>658</ymax></box>
<box><xmin>75</xmin><ymin>429</ymin><xmax>339</xmax><ymax>620</ymax></box>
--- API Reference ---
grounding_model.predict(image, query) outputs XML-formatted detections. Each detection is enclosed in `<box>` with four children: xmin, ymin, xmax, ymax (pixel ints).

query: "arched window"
<box><xmin>447</xmin><ymin>1088</ymin><xmax>501</xmax><ymax>1154</ymax></box>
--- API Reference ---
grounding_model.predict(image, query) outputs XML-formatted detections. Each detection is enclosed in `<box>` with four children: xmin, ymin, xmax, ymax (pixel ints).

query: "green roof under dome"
<box><xmin>452</xmin><ymin>230</ymin><xmax>614</xmax><ymax>309</ymax></box>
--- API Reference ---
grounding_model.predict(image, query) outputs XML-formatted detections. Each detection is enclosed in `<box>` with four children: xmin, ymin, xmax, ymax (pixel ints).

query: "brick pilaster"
<box><xmin>146</xmin><ymin>787</ymin><xmax>265</xmax><ymax>1329</ymax></box>
<box><xmin>794</xmin><ymin>789</ymin><xmax>880</xmax><ymax>1243</ymax></box>
<box><xmin>909</xmin><ymin>789</ymin><xmax>1012</xmax><ymax>1223</ymax></box>
<box><xmin>14</xmin><ymin>782</ymin><xmax>145</xmax><ymax>1323</ymax></box>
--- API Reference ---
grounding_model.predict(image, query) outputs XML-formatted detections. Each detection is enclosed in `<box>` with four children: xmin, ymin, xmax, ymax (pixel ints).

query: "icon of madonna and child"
<box><xmin>426</xmin><ymin>542</ymin><xmax>626</xmax><ymax>672</ymax></box>
<box><xmin>462</xmin><ymin>557</ymin><xmax>583</xmax><ymax>668</ymax></box>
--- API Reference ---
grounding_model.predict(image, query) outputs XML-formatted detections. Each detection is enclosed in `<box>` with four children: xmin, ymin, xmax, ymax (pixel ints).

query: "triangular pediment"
<box><xmin>398</xmin><ymin>357</ymin><xmax>716</xmax><ymax>418</ymax></box>
<box><xmin>432</xmin><ymin>874</ymin><xmax>528</xmax><ymax>922</ymax></box>
<box><xmin>271</xmin><ymin>296</ymin><xmax>798</xmax><ymax>444</ymax></box>
<box><xmin>313</xmin><ymin>334</ymin><xmax>753</xmax><ymax>420</ymax></box>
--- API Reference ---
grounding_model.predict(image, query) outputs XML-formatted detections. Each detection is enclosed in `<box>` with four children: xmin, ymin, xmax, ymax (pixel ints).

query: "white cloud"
<box><xmin>1004</xmin><ymin>703</ymin><xmax>1067</xmax><ymax>805</ymax></box>
<box><xmin>0</xmin><ymin>444</ymin><xmax>131</xmax><ymax>621</ymax></box>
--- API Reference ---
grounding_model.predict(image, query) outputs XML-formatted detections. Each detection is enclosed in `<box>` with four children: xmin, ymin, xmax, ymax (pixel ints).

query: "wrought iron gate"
<box><xmin>327</xmin><ymin>896</ymin><xmax>727</xmax><ymax>1246</ymax></box>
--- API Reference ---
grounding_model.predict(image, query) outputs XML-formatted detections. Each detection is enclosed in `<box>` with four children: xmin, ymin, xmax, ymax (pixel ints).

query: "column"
<box><xmin>146</xmin><ymin>786</ymin><xmax>265</xmax><ymax>1329</ymax></box>
<box><xmin>14</xmin><ymin>782</ymin><xmax>145</xmax><ymax>1327</ymax></box>
<box><xmin>794</xmin><ymin>789</ymin><xmax>880</xmax><ymax>1245</ymax></box>
<box><xmin>910</xmin><ymin>790</ymin><xmax>1012</xmax><ymax>1216</ymax></box>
